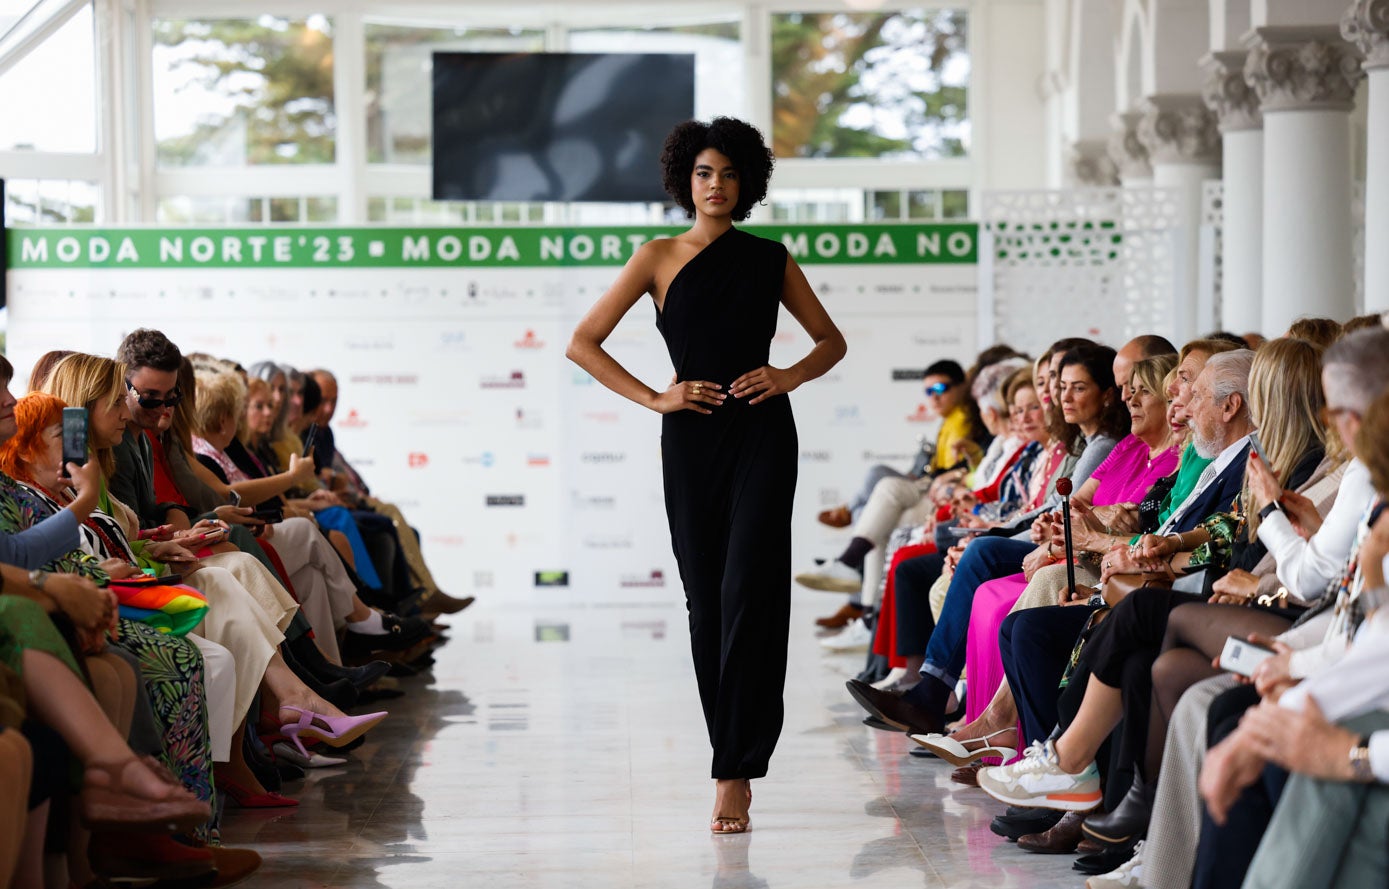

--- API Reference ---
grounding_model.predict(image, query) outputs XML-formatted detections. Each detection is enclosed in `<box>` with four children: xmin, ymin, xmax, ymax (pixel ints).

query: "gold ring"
<box><xmin>692</xmin><ymin>384</ymin><xmax>702</xmax><ymax>393</ymax></box>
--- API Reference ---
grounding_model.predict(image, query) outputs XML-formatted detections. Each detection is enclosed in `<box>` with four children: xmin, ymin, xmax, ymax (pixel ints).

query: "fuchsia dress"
<box><xmin>963</xmin><ymin>435</ymin><xmax>1179</xmax><ymax>741</ymax></box>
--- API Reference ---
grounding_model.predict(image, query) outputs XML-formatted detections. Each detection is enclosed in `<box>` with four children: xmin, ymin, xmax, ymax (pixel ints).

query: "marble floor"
<box><xmin>222</xmin><ymin>591</ymin><xmax>1086</xmax><ymax>888</ymax></box>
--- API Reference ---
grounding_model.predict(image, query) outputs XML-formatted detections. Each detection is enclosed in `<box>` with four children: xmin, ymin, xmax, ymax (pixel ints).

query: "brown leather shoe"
<box><xmin>1017</xmin><ymin>810</ymin><xmax>1092</xmax><ymax>854</ymax></box>
<box><xmin>1076</xmin><ymin>837</ymin><xmax>1102</xmax><ymax>855</ymax></box>
<box><xmin>951</xmin><ymin>763</ymin><xmax>982</xmax><ymax>786</ymax></box>
<box><xmin>844</xmin><ymin>680</ymin><xmax>944</xmax><ymax>735</ymax></box>
<box><xmin>816</xmin><ymin>603</ymin><xmax>865</xmax><ymax>629</ymax></box>
<box><xmin>818</xmin><ymin>506</ymin><xmax>853</xmax><ymax>528</ymax></box>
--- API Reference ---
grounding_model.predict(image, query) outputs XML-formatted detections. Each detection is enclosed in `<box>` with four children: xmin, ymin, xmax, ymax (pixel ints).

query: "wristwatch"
<box><xmin>1259</xmin><ymin>501</ymin><xmax>1285</xmax><ymax>520</ymax></box>
<box><xmin>1349</xmin><ymin>734</ymin><xmax>1375</xmax><ymax>782</ymax></box>
<box><xmin>27</xmin><ymin>569</ymin><xmax>48</xmax><ymax>592</ymax></box>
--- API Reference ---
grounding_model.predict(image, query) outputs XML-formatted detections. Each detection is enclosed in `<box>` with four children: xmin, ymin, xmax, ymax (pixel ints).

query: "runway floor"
<box><xmin>222</xmin><ymin>590</ymin><xmax>1084</xmax><ymax>888</ymax></box>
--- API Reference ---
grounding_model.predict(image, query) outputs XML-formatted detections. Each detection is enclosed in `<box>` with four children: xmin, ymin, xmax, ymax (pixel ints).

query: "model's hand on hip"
<box><xmin>731</xmin><ymin>366</ymin><xmax>799</xmax><ymax>405</ymax></box>
<box><xmin>653</xmin><ymin>380</ymin><xmax>725</xmax><ymax>415</ymax></box>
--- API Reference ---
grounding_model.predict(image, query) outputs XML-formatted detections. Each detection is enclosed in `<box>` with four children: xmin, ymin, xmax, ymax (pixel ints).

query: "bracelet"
<box><xmin>1349</xmin><ymin>735</ymin><xmax>1375</xmax><ymax>782</ymax></box>
<box><xmin>1047</xmin><ymin>542</ymin><xmax>1055</xmax><ymax>558</ymax></box>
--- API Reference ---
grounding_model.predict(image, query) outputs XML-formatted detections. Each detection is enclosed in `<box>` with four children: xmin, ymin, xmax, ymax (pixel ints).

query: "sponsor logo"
<box><xmin>473</xmin><ymin>570</ymin><xmax>494</xmax><ymax>589</ymax></box>
<box><xmin>486</xmin><ymin>494</ymin><xmax>525</xmax><ymax>507</ymax></box>
<box><xmin>481</xmin><ymin>371</ymin><xmax>526</xmax><ymax>389</ymax></box>
<box><xmin>437</xmin><ymin>330</ymin><xmax>469</xmax><ymax>350</ymax></box>
<box><xmin>527</xmin><ymin>453</ymin><xmax>551</xmax><ymax>467</ymax></box>
<box><xmin>344</xmin><ymin>336</ymin><xmax>395</xmax><ymax>351</ymax></box>
<box><xmin>620</xmin><ymin>569</ymin><xmax>667</xmax><ymax>588</ymax></box>
<box><xmin>534</xmin><ymin>622</ymin><xmax>570</xmax><ymax>642</ymax></box>
<box><xmin>911</xmin><ymin>331</ymin><xmax>963</xmax><ymax>347</ymax></box>
<box><xmin>347</xmin><ymin>374</ymin><xmax>418</xmax><ymax>385</ymax></box>
<box><xmin>831</xmin><ymin>405</ymin><xmax>863</xmax><ymax>426</ymax></box>
<box><xmin>534</xmin><ymin>570</ymin><xmax>570</xmax><ymax>587</ymax></box>
<box><xmin>515</xmin><ymin>408</ymin><xmax>543</xmax><ymax>430</ymax></box>
<box><xmin>581</xmin><ymin>534</ymin><xmax>633</xmax><ymax>549</ymax></box>
<box><xmin>906</xmin><ymin>404</ymin><xmax>935</xmax><ymax>423</ymax></box>
<box><xmin>407</xmin><ymin>452</ymin><xmax>429</xmax><ymax>468</ymax></box>
<box><xmin>462</xmin><ymin>451</ymin><xmax>495</xmax><ymax>468</ymax></box>
<box><xmin>862</xmin><ymin>450</ymin><xmax>916</xmax><ymax>463</ymax></box>
<box><xmin>515</xmin><ymin>329</ymin><xmax>545</xmax><ymax>349</ymax></box>
<box><xmin>340</xmin><ymin>408</ymin><xmax>367</xmax><ymax>429</ymax></box>
<box><xmin>410</xmin><ymin>408</ymin><xmax>471</xmax><ymax>427</ymax></box>
<box><xmin>582</xmin><ymin>410</ymin><xmax>621</xmax><ymax>424</ymax></box>
<box><xmin>874</xmin><ymin>284</ymin><xmax>905</xmax><ymax>294</ymax></box>
<box><xmin>800</xmin><ymin>450</ymin><xmax>833</xmax><ymax>463</ymax></box>
<box><xmin>620</xmin><ymin>619</ymin><xmax>667</xmax><ymax>640</ymax></box>
<box><xmin>426</xmin><ymin>534</ymin><xmax>465</xmax><ymax>548</ymax></box>
<box><xmin>571</xmin><ymin>492</ymin><xmax>617</xmax><ymax>510</ymax></box>
<box><xmin>580</xmin><ymin>452</ymin><xmax>627</xmax><ymax>464</ymax></box>
<box><xmin>892</xmin><ymin>368</ymin><xmax>928</xmax><ymax>382</ymax></box>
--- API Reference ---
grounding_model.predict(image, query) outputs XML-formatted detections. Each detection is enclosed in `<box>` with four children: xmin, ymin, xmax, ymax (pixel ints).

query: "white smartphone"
<box><xmin>1218</xmin><ymin>636</ymin><xmax>1275</xmax><ymax>677</ymax></box>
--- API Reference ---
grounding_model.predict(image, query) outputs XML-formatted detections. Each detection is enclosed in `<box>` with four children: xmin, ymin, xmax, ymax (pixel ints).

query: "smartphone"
<box><xmin>946</xmin><ymin>526</ymin><xmax>986</xmax><ymax>539</ymax></box>
<box><xmin>61</xmin><ymin>407</ymin><xmax>88</xmax><ymax>477</ymax></box>
<box><xmin>1248</xmin><ymin>431</ymin><xmax>1267</xmax><ymax>464</ymax></box>
<box><xmin>301</xmin><ymin>424</ymin><xmax>318</xmax><ymax>458</ymax></box>
<box><xmin>188</xmin><ymin>528</ymin><xmax>227</xmax><ymax>545</ymax></box>
<box><xmin>1218</xmin><ymin>636</ymin><xmax>1275</xmax><ymax>677</ymax></box>
<box><xmin>248</xmin><ymin>507</ymin><xmax>284</xmax><ymax>524</ymax></box>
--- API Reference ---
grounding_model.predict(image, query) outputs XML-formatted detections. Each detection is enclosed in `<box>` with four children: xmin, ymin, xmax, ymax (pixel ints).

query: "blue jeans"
<box><xmin>921</xmin><ymin>536</ymin><xmax>1035</xmax><ymax>688</ymax></box>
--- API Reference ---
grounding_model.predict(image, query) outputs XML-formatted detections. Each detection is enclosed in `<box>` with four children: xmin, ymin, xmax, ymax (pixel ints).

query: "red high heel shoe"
<box><xmin>279</xmin><ymin>706</ymin><xmax>387</xmax><ymax>757</ymax></box>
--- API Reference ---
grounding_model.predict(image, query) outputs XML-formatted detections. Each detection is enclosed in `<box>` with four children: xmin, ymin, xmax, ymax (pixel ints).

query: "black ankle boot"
<box><xmin>1081</xmin><ymin>772</ymin><xmax>1154</xmax><ymax>846</ymax></box>
<box><xmin>286</xmin><ymin>635</ymin><xmax>391</xmax><ymax>690</ymax></box>
<box><xmin>281</xmin><ymin>644</ymin><xmax>359</xmax><ymax>711</ymax></box>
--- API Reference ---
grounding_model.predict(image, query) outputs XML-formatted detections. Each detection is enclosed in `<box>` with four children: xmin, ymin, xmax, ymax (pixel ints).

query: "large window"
<box><xmin>365</xmin><ymin>23</ymin><xmax>545</xmax><ymax>165</ymax></box>
<box><xmin>771</xmin><ymin>8</ymin><xmax>968</xmax><ymax>160</ymax></box>
<box><xmin>4</xmin><ymin>179</ymin><xmax>99</xmax><ymax>224</ymax></box>
<box><xmin>152</xmin><ymin>16</ymin><xmax>336</xmax><ymax>166</ymax></box>
<box><xmin>0</xmin><ymin>4</ymin><xmax>96</xmax><ymax>153</ymax></box>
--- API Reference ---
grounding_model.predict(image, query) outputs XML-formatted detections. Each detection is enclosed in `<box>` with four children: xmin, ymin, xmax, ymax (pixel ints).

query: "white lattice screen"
<box><xmin>1200</xmin><ymin>179</ymin><xmax>1223</xmax><ymax>332</ymax></box>
<box><xmin>978</xmin><ymin>187</ymin><xmax>1180</xmax><ymax>354</ymax></box>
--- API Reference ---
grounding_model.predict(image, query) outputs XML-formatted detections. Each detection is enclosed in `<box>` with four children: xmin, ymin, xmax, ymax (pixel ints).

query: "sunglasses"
<box><xmin>924</xmin><ymin>382</ymin><xmax>952</xmax><ymax>397</ymax></box>
<box><xmin>126</xmin><ymin>381</ymin><xmax>182</xmax><ymax>409</ymax></box>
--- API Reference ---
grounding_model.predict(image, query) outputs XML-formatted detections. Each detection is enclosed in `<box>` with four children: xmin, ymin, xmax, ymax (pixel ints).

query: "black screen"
<box><xmin>432</xmin><ymin>52</ymin><xmax>695</xmax><ymax>203</ymax></box>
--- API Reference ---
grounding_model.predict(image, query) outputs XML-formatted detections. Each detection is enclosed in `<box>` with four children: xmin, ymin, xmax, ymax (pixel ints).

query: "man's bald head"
<box><xmin>1116</xmin><ymin>335</ymin><xmax>1178</xmax><ymax>399</ymax></box>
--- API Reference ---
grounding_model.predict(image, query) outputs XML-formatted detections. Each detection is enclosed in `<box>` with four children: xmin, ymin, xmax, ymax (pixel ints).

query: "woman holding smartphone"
<box><xmin>567</xmin><ymin>117</ymin><xmax>846</xmax><ymax>833</ymax></box>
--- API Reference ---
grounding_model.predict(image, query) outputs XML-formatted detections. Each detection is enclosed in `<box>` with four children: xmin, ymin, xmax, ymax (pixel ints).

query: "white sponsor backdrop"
<box><xmin>5</xmin><ymin>225</ymin><xmax>977</xmax><ymax>602</ymax></box>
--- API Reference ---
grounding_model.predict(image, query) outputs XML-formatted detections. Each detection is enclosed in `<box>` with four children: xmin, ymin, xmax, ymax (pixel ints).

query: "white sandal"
<box><xmin>908</xmin><ymin>728</ymin><xmax>1017</xmax><ymax>767</ymax></box>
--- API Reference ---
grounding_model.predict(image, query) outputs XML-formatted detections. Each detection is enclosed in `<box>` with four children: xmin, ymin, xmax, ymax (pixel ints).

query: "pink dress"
<box><xmin>963</xmin><ymin>435</ymin><xmax>1179</xmax><ymax>749</ymax></box>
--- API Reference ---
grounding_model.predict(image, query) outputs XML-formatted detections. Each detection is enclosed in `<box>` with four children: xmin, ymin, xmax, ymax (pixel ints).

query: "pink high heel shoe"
<box><xmin>278</xmin><ymin>706</ymin><xmax>388</xmax><ymax>757</ymax></box>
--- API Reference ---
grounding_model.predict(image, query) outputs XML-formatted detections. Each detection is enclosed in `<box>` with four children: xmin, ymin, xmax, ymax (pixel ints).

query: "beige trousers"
<box><xmin>183</xmin><ymin>563</ymin><xmax>289</xmax><ymax>728</ymax></box>
<box><xmin>366</xmin><ymin>497</ymin><xmax>439</xmax><ymax>595</ymax></box>
<box><xmin>264</xmin><ymin>516</ymin><xmax>357</xmax><ymax>663</ymax></box>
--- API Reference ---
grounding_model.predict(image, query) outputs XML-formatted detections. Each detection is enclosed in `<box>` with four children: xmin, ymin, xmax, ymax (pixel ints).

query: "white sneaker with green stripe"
<box><xmin>976</xmin><ymin>740</ymin><xmax>1101</xmax><ymax>811</ymax></box>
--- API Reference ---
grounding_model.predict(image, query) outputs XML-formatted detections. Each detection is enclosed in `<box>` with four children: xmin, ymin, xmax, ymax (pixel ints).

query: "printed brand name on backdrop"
<box><xmin>534</xmin><ymin>571</ymin><xmax>570</xmax><ymax>588</ymax></box>
<box><xmin>891</xmin><ymin>369</ymin><xmax>929</xmax><ymax>381</ymax></box>
<box><xmin>7</xmin><ymin>224</ymin><xmax>978</xmax><ymax>269</ymax></box>
<box><xmin>486</xmin><ymin>495</ymin><xmax>525</xmax><ymax>507</ymax></box>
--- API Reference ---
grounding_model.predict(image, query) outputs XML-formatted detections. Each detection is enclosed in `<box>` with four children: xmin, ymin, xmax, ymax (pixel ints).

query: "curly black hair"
<box><xmin>660</xmin><ymin>117</ymin><xmax>774</xmax><ymax>222</ymax></box>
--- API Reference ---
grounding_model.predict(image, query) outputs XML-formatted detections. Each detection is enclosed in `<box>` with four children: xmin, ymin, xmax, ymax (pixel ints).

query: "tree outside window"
<box><xmin>772</xmin><ymin>9</ymin><xmax>968</xmax><ymax>159</ymax></box>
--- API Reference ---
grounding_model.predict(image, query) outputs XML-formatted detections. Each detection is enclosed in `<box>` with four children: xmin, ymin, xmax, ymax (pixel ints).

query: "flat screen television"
<box><xmin>432</xmin><ymin>52</ymin><xmax>695</xmax><ymax>203</ymax></box>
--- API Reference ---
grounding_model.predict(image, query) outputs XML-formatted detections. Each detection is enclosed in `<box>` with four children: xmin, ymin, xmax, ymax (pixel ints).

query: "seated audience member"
<box><xmin>972</xmin><ymin>340</ymin><xmax>1327</xmax><ymax>856</ymax></box>
<box><xmin>1285</xmin><ymin>316</ymin><xmax>1343</xmax><ymax>349</ymax></box>
<box><xmin>796</xmin><ymin>358</ymin><xmax>991</xmax><ymax>594</ymax></box>
<box><xmin>815</xmin><ymin>346</ymin><xmax>1022</xmax><ymax>530</ymax></box>
<box><xmin>1104</xmin><ymin>326</ymin><xmax>1389</xmax><ymax>889</ymax></box>
<box><xmin>849</xmin><ymin>342</ymin><xmax>1130</xmax><ymax>735</ymax></box>
<box><xmin>972</xmin><ymin>349</ymin><xmax>1256</xmax><ymax>811</ymax></box>
<box><xmin>310</xmin><ymin>368</ymin><xmax>473</xmax><ymax>617</ymax></box>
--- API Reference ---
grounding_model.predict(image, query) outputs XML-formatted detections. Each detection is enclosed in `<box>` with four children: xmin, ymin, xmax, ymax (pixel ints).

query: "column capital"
<box><xmin>1137</xmin><ymin>93</ymin><xmax>1222</xmax><ymax>165</ymax></box>
<box><xmin>1201</xmin><ymin>50</ymin><xmax>1262</xmax><ymax>132</ymax></box>
<box><xmin>1244</xmin><ymin>25</ymin><xmax>1364</xmax><ymax>112</ymax></box>
<box><xmin>1066</xmin><ymin>139</ymin><xmax>1120</xmax><ymax>186</ymax></box>
<box><xmin>1107</xmin><ymin>110</ymin><xmax>1153</xmax><ymax>181</ymax></box>
<box><xmin>1342</xmin><ymin>0</ymin><xmax>1389</xmax><ymax>71</ymax></box>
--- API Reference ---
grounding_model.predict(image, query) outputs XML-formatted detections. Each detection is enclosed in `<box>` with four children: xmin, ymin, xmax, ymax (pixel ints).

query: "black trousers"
<box><xmin>893</xmin><ymin>552</ymin><xmax>945</xmax><ymax>656</ymax></box>
<box><xmin>662</xmin><ymin>399</ymin><xmax>798</xmax><ymax>779</ymax></box>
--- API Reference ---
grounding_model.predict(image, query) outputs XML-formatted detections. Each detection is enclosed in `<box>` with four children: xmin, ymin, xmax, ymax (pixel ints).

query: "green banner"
<box><xmin>5</xmin><ymin>223</ymin><xmax>977</xmax><ymax>270</ymax></box>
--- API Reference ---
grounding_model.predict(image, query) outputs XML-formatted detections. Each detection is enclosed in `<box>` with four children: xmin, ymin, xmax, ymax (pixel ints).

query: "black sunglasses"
<box><xmin>126</xmin><ymin>381</ymin><xmax>182</xmax><ymax>409</ymax></box>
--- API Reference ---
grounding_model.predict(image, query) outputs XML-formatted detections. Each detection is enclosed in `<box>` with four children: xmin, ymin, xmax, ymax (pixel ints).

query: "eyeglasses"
<box><xmin>924</xmin><ymin>382</ymin><xmax>952</xmax><ymax>397</ymax></box>
<box><xmin>126</xmin><ymin>381</ymin><xmax>182</xmax><ymax>409</ymax></box>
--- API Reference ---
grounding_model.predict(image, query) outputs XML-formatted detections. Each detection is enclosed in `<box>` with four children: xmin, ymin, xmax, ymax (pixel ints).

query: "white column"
<box><xmin>1246</xmin><ymin>26</ymin><xmax>1363</xmax><ymax>333</ymax></box>
<box><xmin>1343</xmin><ymin>0</ymin><xmax>1389</xmax><ymax>312</ymax></box>
<box><xmin>1107</xmin><ymin>110</ymin><xmax>1154</xmax><ymax>187</ymax></box>
<box><xmin>1138</xmin><ymin>93</ymin><xmax>1223</xmax><ymax>340</ymax></box>
<box><xmin>1202</xmin><ymin>50</ymin><xmax>1265</xmax><ymax>334</ymax></box>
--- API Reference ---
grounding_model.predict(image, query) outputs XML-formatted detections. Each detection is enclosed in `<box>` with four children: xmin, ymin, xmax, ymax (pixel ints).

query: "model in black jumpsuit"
<box><xmin>655</xmin><ymin>226</ymin><xmax>799</xmax><ymax>780</ymax></box>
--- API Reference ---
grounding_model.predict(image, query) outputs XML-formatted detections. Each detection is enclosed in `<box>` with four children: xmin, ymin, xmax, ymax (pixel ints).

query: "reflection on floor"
<box><xmin>223</xmin><ymin>592</ymin><xmax>1084</xmax><ymax>888</ymax></box>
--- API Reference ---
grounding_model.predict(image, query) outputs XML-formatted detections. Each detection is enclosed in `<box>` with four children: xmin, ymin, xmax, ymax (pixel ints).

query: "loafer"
<box><xmin>990</xmin><ymin>806</ymin><xmax>1065</xmax><ymax>841</ymax></box>
<box><xmin>1017</xmin><ymin>810</ymin><xmax>1090</xmax><ymax>854</ymax></box>
<box><xmin>845</xmin><ymin>680</ymin><xmax>943</xmax><ymax>735</ymax></box>
<box><xmin>862</xmin><ymin>716</ymin><xmax>901</xmax><ymax>732</ymax></box>
<box><xmin>1073</xmin><ymin>838</ymin><xmax>1140</xmax><ymax>876</ymax></box>
<box><xmin>816</xmin><ymin>602</ymin><xmax>865</xmax><ymax>629</ymax></box>
<box><xmin>1077</xmin><ymin>838</ymin><xmax>1103</xmax><ymax>855</ymax></box>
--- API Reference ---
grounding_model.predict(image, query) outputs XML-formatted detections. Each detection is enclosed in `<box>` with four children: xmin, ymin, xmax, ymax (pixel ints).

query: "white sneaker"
<box><xmin>1085</xmin><ymin>840</ymin><xmax>1145</xmax><ymax>889</ymax></box>
<box><xmin>976</xmin><ymin>739</ymin><xmax>1101</xmax><ymax>811</ymax></box>
<box><xmin>820</xmin><ymin>618</ymin><xmax>873</xmax><ymax>651</ymax></box>
<box><xmin>795</xmin><ymin>559</ymin><xmax>862</xmax><ymax>593</ymax></box>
